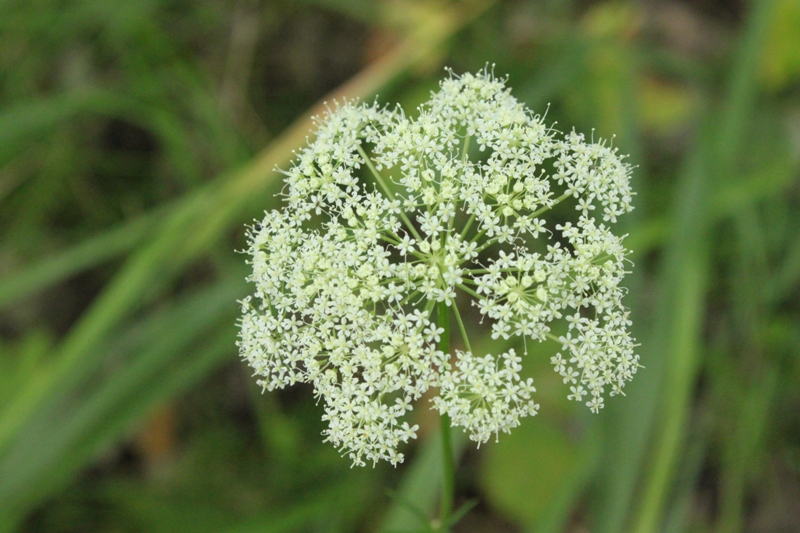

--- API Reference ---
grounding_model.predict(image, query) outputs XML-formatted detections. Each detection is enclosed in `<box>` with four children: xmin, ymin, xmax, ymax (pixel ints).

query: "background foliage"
<box><xmin>1</xmin><ymin>0</ymin><xmax>799</xmax><ymax>531</ymax></box>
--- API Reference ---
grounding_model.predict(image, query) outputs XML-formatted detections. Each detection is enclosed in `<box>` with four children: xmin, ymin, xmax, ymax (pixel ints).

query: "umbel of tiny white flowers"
<box><xmin>237</xmin><ymin>68</ymin><xmax>639</xmax><ymax>467</ymax></box>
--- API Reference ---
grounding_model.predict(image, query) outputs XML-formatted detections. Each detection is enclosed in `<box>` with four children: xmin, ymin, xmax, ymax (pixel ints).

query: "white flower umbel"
<box><xmin>238</xmin><ymin>69</ymin><xmax>639</xmax><ymax>466</ymax></box>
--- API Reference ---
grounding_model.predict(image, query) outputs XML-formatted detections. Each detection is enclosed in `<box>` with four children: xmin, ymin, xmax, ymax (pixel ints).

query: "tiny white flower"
<box><xmin>238</xmin><ymin>68</ymin><xmax>639</xmax><ymax>466</ymax></box>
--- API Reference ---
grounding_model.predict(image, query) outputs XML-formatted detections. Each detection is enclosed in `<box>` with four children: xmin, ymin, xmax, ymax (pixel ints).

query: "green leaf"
<box><xmin>480</xmin><ymin>415</ymin><xmax>595</xmax><ymax>532</ymax></box>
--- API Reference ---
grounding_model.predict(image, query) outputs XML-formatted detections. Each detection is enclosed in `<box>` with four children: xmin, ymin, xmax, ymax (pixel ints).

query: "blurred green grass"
<box><xmin>1</xmin><ymin>0</ymin><xmax>799</xmax><ymax>532</ymax></box>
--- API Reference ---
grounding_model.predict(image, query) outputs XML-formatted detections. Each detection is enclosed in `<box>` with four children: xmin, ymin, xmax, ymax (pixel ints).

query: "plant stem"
<box><xmin>452</xmin><ymin>301</ymin><xmax>472</xmax><ymax>354</ymax></box>
<box><xmin>356</xmin><ymin>144</ymin><xmax>422</xmax><ymax>242</ymax></box>
<box><xmin>437</xmin><ymin>301</ymin><xmax>455</xmax><ymax>532</ymax></box>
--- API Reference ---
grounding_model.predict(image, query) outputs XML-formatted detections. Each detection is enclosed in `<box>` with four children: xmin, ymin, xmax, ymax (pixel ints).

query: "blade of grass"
<box><xmin>767</xmin><ymin>225</ymin><xmax>800</xmax><ymax>303</ymax></box>
<box><xmin>594</xmin><ymin>127</ymin><xmax>794</xmax><ymax>531</ymax></box>
<box><xmin>628</xmin><ymin>132</ymin><xmax>713</xmax><ymax>533</ymax></box>
<box><xmin>713</xmin><ymin>187</ymin><xmax>774</xmax><ymax>532</ymax></box>
<box><xmin>714</xmin><ymin>368</ymin><xmax>777</xmax><ymax>533</ymax></box>
<box><xmin>629</xmin><ymin>1</ymin><xmax>776</xmax><ymax>531</ymax></box>
<box><xmin>661</xmin><ymin>410</ymin><xmax>711</xmax><ymax>533</ymax></box>
<box><xmin>379</xmin><ymin>428</ymin><xmax>467</xmax><ymax>533</ymax></box>
<box><xmin>625</xmin><ymin>151</ymin><xmax>797</xmax><ymax>255</ymax></box>
<box><xmin>0</xmin><ymin>91</ymin><xmax>116</xmax><ymax>168</ymax></box>
<box><xmin>0</xmin><ymin>280</ymin><xmax>241</xmax><ymax>529</ymax></box>
<box><xmin>0</xmin><ymin>210</ymin><xmax>160</xmax><ymax>308</ymax></box>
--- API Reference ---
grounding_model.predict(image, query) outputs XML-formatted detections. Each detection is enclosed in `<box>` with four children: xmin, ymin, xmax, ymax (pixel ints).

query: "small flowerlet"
<box><xmin>237</xmin><ymin>68</ymin><xmax>639</xmax><ymax>466</ymax></box>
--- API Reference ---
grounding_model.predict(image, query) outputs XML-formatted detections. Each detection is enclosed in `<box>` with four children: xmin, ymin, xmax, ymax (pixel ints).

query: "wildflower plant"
<box><xmin>238</xmin><ymin>69</ymin><xmax>638</xmax><ymax>470</ymax></box>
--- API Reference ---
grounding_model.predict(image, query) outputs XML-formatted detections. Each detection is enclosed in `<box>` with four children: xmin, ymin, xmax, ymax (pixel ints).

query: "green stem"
<box><xmin>463</xmin><ymin>267</ymin><xmax>516</xmax><ymax>275</ymax></box>
<box><xmin>437</xmin><ymin>301</ymin><xmax>455</xmax><ymax>532</ymax></box>
<box><xmin>472</xmin><ymin>235</ymin><xmax>500</xmax><ymax>255</ymax></box>
<box><xmin>546</xmin><ymin>332</ymin><xmax>561</xmax><ymax>344</ymax></box>
<box><xmin>461</xmin><ymin>134</ymin><xmax>471</xmax><ymax>165</ymax></box>
<box><xmin>455</xmin><ymin>283</ymin><xmax>481</xmax><ymax>300</ymax></box>
<box><xmin>452</xmin><ymin>302</ymin><xmax>472</xmax><ymax>354</ymax></box>
<box><xmin>356</xmin><ymin>144</ymin><xmax>422</xmax><ymax>242</ymax></box>
<box><xmin>459</xmin><ymin>212</ymin><xmax>476</xmax><ymax>240</ymax></box>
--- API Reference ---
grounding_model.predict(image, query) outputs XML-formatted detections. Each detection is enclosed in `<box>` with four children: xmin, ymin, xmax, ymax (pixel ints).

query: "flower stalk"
<box><xmin>437</xmin><ymin>301</ymin><xmax>455</xmax><ymax>531</ymax></box>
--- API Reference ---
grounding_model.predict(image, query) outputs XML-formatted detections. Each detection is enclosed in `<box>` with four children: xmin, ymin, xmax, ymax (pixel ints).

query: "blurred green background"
<box><xmin>1</xmin><ymin>0</ymin><xmax>799</xmax><ymax>531</ymax></box>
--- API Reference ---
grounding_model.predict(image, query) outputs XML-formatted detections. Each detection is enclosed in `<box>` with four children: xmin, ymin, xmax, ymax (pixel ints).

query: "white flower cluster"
<box><xmin>238</xmin><ymin>69</ymin><xmax>639</xmax><ymax>466</ymax></box>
